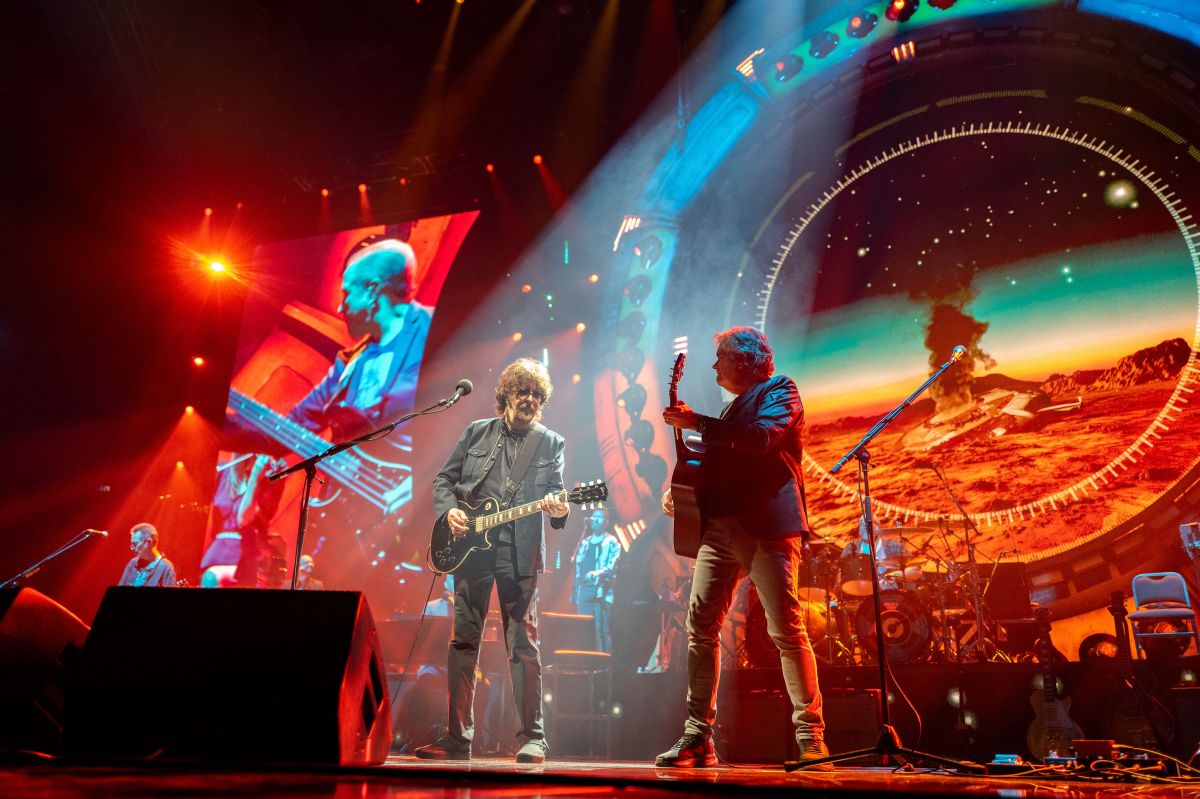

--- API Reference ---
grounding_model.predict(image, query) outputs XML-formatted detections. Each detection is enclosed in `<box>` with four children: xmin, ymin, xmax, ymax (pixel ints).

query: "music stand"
<box><xmin>787</xmin><ymin>347</ymin><xmax>984</xmax><ymax>774</ymax></box>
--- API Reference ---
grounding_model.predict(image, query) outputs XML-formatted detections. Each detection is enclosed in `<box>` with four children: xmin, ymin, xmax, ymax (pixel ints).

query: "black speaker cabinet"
<box><xmin>0</xmin><ymin>588</ymin><xmax>89</xmax><ymax>754</ymax></box>
<box><xmin>67</xmin><ymin>588</ymin><xmax>391</xmax><ymax>765</ymax></box>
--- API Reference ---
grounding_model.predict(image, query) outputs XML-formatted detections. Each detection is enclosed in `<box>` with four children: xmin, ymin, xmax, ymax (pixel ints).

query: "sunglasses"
<box><xmin>512</xmin><ymin>388</ymin><xmax>546</xmax><ymax>402</ymax></box>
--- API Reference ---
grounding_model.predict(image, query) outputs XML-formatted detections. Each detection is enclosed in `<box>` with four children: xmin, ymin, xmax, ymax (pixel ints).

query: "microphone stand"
<box><xmin>268</xmin><ymin>393</ymin><xmax>464</xmax><ymax>591</ymax></box>
<box><xmin>924</xmin><ymin>464</ymin><xmax>997</xmax><ymax>662</ymax></box>
<box><xmin>0</xmin><ymin>530</ymin><xmax>101</xmax><ymax>589</ymax></box>
<box><xmin>789</xmin><ymin>350</ymin><xmax>983</xmax><ymax>774</ymax></box>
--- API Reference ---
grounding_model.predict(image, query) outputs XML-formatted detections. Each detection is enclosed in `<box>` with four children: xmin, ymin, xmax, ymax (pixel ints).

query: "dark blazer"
<box><xmin>433</xmin><ymin>417</ymin><xmax>568</xmax><ymax>575</ymax></box>
<box><xmin>694</xmin><ymin>375</ymin><xmax>810</xmax><ymax>539</ymax></box>
<box><xmin>291</xmin><ymin>300</ymin><xmax>433</xmax><ymax>435</ymax></box>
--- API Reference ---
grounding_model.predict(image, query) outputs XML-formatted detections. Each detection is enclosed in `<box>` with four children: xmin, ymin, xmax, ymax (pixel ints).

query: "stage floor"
<box><xmin>4</xmin><ymin>755</ymin><xmax>1199</xmax><ymax>799</ymax></box>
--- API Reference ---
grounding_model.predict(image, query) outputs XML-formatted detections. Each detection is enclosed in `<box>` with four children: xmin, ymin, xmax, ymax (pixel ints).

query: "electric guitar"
<box><xmin>227</xmin><ymin>388</ymin><xmax>412</xmax><ymax>520</ymax></box>
<box><xmin>668</xmin><ymin>354</ymin><xmax>703</xmax><ymax>558</ymax></box>
<box><xmin>1103</xmin><ymin>590</ymin><xmax>1162</xmax><ymax>747</ymax></box>
<box><xmin>428</xmin><ymin>481</ymin><xmax>609</xmax><ymax>573</ymax></box>
<box><xmin>1026</xmin><ymin>607</ymin><xmax>1082</xmax><ymax>760</ymax></box>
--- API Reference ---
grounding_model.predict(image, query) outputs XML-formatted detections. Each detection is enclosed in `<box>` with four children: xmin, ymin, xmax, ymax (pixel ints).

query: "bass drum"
<box><xmin>745</xmin><ymin>590</ymin><xmax>849</xmax><ymax>666</ymax></box>
<box><xmin>855</xmin><ymin>590</ymin><xmax>932</xmax><ymax>664</ymax></box>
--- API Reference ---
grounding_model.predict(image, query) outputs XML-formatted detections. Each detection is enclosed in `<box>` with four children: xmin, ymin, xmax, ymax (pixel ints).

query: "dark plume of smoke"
<box><xmin>910</xmin><ymin>265</ymin><xmax>995</xmax><ymax>416</ymax></box>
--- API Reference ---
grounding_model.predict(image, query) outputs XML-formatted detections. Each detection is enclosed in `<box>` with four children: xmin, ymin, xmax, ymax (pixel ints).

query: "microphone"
<box><xmin>439</xmin><ymin>379</ymin><xmax>473</xmax><ymax>407</ymax></box>
<box><xmin>83</xmin><ymin>528</ymin><xmax>109</xmax><ymax>537</ymax></box>
<box><xmin>950</xmin><ymin>345</ymin><xmax>967</xmax><ymax>363</ymax></box>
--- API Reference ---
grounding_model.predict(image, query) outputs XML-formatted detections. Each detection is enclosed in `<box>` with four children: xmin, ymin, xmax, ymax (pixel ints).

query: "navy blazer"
<box><xmin>433</xmin><ymin>417</ymin><xmax>568</xmax><ymax>575</ymax></box>
<box><xmin>694</xmin><ymin>375</ymin><xmax>810</xmax><ymax>539</ymax></box>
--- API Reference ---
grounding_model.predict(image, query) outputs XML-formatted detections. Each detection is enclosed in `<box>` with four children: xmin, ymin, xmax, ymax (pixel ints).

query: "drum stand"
<box><xmin>788</xmin><ymin>349</ymin><xmax>983</xmax><ymax>774</ymax></box>
<box><xmin>924</xmin><ymin>464</ymin><xmax>1000</xmax><ymax>662</ymax></box>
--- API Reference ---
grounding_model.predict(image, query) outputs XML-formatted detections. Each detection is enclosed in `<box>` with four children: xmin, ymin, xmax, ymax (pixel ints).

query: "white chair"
<box><xmin>1127</xmin><ymin>572</ymin><xmax>1199</xmax><ymax>659</ymax></box>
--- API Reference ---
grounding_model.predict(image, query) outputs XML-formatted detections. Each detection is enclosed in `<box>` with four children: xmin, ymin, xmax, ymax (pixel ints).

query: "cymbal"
<box><xmin>874</xmin><ymin>526</ymin><xmax>934</xmax><ymax>537</ymax></box>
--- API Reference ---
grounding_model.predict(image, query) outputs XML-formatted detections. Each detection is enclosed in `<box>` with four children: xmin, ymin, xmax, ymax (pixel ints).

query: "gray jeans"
<box><xmin>446</xmin><ymin>540</ymin><xmax>545</xmax><ymax>748</ymax></box>
<box><xmin>684</xmin><ymin>516</ymin><xmax>824</xmax><ymax>741</ymax></box>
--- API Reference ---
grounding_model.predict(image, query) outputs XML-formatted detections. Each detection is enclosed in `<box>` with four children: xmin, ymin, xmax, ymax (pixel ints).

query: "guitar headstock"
<box><xmin>567</xmin><ymin>480</ymin><xmax>609</xmax><ymax>507</ymax></box>
<box><xmin>669</xmin><ymin>353</ymin><xmax>686</xmax><ymax>404</ymax></box>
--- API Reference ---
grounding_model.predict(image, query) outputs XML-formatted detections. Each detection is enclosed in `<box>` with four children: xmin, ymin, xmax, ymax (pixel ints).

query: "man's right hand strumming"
<box><xmin>447</xmin><ymin>507</ymin><xmax>470</xmax><ymax>538</ymax></box>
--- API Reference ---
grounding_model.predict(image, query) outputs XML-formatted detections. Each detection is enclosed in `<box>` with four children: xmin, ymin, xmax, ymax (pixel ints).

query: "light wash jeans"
<box><xmin>683</xmin><ymin>516</ymin><xmax>824</xmax><ymax>742</ymax></box>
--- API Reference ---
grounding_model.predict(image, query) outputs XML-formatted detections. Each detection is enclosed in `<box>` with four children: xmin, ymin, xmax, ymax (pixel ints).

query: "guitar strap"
<box><xmin>502</xmin><ymin>423</ymin><xmax>546</xmax><ymax>509</ymax></box>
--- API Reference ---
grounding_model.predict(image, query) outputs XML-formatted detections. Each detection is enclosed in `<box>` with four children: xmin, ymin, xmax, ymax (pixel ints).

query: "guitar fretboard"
<box><xmin>228</xmin><ymin>389</ymin><xmax>403</xmax><ymax>512</ymax></box>
<box><xmin>472</xmin><ymin>489</ymin><xmax>569</xmax><ymax>532</ymax></box>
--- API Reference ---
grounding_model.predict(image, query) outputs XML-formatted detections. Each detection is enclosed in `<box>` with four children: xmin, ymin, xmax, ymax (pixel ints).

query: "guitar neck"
<box><xmin>474</xmin><ymin>489</ymin><xmax>567</xmax><ymax>532</ymax></box>
<box><xmin>228</xmin><ymin>389</ymin><xmax>387</xmax><ymax>511</ymax></box>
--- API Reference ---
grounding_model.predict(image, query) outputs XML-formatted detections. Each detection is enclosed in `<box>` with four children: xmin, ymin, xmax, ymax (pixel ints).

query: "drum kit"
<box><xmin>796</xmin><ymin>520</ymin><xmax>1019</xmax><ymax>665</ymax></box>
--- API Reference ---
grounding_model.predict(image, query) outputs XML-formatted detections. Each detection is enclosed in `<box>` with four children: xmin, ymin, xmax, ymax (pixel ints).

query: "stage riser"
<box><xmin>610</xmin><ymin>659</ymin><xmax>1200</xmax><ymax>762</ymax></box>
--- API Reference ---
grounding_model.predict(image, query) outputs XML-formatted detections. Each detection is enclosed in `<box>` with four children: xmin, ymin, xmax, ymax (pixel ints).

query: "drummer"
<box><xmin>841</xmin><ymin>516</ymin><xmax>920</xmax><ymax>592</ymax></box>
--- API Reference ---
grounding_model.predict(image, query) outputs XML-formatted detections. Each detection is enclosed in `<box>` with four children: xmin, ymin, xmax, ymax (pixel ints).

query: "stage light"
<box><xmin>485</xmin><ymin>163</ymin><xmax>494</xmax><ymax>173</ymax></box>
<box><xmin>320</xmin><ymin>187</ymin><xmax>330</xmax><ymax>197</ymax></box>
<box><xmin>809</xmin><ymin>31</ymin><xmax>839</xmax><ymax>59</ymax></box>
<box><xmin>588</xmin><ymin>274</ymin><xmax>599</xmax><ymax>284</ymax></box>
<box><xmin>618</xmin><ymin>311</ymin><xmax>646</xmax><ymax>341</ymax></box>
<box><xmin>358</xmin><ymin>183</ymin><xmax>368</xmax><ymax>193</ymax></box>
<box><xmin>625</xmin><ymin>419</ymin><xmax>655</xmax><ymax>450</ymax></box>
<box><xmin>885</xmin><ymin>0</ymin><xmax>918</xmax><ymax>23</ymax></box>
<box><xmin>521</xmin><ymin>284</ymin><xmax>532</xmax><ymax>293</ymax></box>
<box><xmin>512</xmin><ymin>332</ymin><xmax>523</xmax><ymax>342</ymax></box>
<box><xmin>192</xmin><ymin>356</ymin><xmax>205</xmax><ymax>367</ymax></box>
<box><xmin>184</xmin><ymin>406</ymin><xmax>194</xmax><ymax>414</ymax></box>
<box><xmin>623</xmin><ymin>275</ymin><xmax>652</xmax><ymax>306</ymax></box>
<box><xmin>235</xmin><ymin>202</ymin><xmax>243</xmax><ymax>210</ymax></box>
<box><xmin>207</xmin><ymin>260</ymin><xmax>227</xmax><ymax>274</ymax></box>
<box><xmin>175</xmin><ymin>461</ymin><xmax>185</xmax><ymax>469</ymax></box>
<box><xmin>204</xmin><ymin>207</ymin><xmax>213</xmax><ymax>217</ymax></box>
<box><xmin>575</xmin><ymin>322</ymin><xmax>586</xmax><ymax>333</ymax></box>
<box><xmin>618</xmin><ymin>383</ymin><xmax>647</xmax><ymax>414</ymax></box>
<box><xmin>399</xmin><ymin>177</ymin><xmax>408</xmax><ymax>186</ymax></box>
<box><xmin>631</xmin><ymin>234</ymin><xmax>663</xmax><ymax>267</ymax></box>
<box><xmin>945</xmin><ymin>687</ymin><xmax>962</xmax><ymax>708</ymax></box>
<box><xmin>773</xmin><ymin>52</ymin><xmax>802</xmax><ymax>82</ymax></box>
<box><xmin>846</xmin><ymin>12</ymin><xmax>878</xmax><ymax>37</ymax></box>
<box><xmin>892</xmin><ymin>40</ymin><xmax>916</xmax><ymax>62</ymax></box>
<box><xmin>532</xmin><ymin>154</ymin><xmax>543</xmax><ymax>165</ymax></box>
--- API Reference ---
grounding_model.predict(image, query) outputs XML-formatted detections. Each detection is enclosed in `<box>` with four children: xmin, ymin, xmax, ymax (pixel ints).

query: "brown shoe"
<box><xmin>791</xmin><ymin>738</ymin><xmax>833</xmax><ymax>771</ymax></box>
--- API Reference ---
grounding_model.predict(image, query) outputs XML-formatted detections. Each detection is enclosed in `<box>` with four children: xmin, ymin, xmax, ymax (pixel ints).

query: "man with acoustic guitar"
<box><xmin>658</xmin><ymin>327</ymin><xmax>828</xmax><ymax>768</ymax></box>
<box><xmin>415</xmin><ymin>358</ymin><xmax>569</xmax><ymax>764</ymax></box>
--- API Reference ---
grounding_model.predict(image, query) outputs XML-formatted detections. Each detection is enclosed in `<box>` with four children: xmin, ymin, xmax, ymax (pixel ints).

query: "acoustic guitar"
<box><xmin>668</xmin><ymin>354</ymin><xmax>703</xmax><ymax>558</ymax></box>
<box><xmin>428</xmin><ymin>481</ymin><xmax>609</xmax><ymax>573</ymax></box>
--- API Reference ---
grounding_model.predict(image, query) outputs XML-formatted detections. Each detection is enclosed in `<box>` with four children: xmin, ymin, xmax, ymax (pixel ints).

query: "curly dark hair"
<box><xmin>494</xmin><ymin>358</ymin><xmax>554</xmax><ymax>418</ymax></box>
<box><xmin>714</xmin><ymin>326</ymin><xmax>774</xmax><ymax>383</ymax></box>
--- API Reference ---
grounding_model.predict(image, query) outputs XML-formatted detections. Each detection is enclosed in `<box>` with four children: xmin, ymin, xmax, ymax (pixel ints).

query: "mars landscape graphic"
<box><xmin>802</xmin><ymin>337</ymin><xmax>1197</xmax><ymax>562</ymax></box>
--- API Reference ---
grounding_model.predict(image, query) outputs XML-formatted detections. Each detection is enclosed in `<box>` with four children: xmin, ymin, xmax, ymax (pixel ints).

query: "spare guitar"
<box><xmin>1103</xmin><ymin>589</ymin><xmax>1166</xmax><ymax>748</ymax></box>
<box><xmin>668</xmin><ymin>354</ymin><xmax>703</xmax><ymax>558</ymax></box>
<box><xmin>428</xmin><ymin>481</ymin><xmax>609</xmax><ymax>574</ymax></box>
<box><xmin>1026</xmin><ymin>607</ymin><xmax>1082</xmax><ymax>760</ymax></box>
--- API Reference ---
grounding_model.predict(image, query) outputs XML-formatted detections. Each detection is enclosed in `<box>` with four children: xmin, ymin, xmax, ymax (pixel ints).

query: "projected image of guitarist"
<box><xmin>415</xmin><ymin>358</ymin><xmax>568</xmax><ymax>765</ymax></box>
<box><xmin>225</xmin><ymin>234</ymin><xmax>433</xmax><ymax>453</ymax></box>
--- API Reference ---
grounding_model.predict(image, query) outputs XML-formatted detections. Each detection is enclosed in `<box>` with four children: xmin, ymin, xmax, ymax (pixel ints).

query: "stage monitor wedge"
<box><xmin>66</xmin><ymin>588</ymin><xmax>391</xmax><ymax>765</ymax></box>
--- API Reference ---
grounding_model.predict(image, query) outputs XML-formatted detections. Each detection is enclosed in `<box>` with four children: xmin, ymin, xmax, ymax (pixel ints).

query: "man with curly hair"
<box><xmin>657</xmin><ymin>326</ymin><xmax>828</xmax><ymax>769</ymax></box>
<box><xmin>415</xmin><ymin>358</ymin><xmax>569</xmax><ymax>764</ymax></box>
